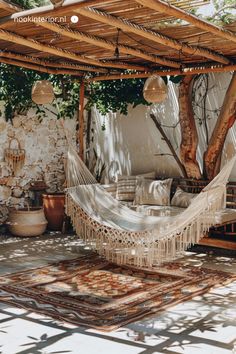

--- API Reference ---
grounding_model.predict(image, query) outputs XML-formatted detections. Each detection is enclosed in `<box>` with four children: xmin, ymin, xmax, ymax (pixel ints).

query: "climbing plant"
<box><xmin>86</xmin><ymin>78</ymin><xmax>150</xmax><ymax>116</ymax></box>
<box><xmin>10</xmin><ymin>0</ymin><xmax>50</xmax><ymax>9</ymax></box>
<box><xmin>0</xmin><ymin>64</ymin><xmax>81</xmax><ymax>121</ymax></box>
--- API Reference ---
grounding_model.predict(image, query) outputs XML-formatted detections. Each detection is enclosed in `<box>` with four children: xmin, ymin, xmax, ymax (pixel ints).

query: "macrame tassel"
<box><xmin>65</xmin><ymin>146</ymin><xmax>236</xmax><ymax>269</ymax></box>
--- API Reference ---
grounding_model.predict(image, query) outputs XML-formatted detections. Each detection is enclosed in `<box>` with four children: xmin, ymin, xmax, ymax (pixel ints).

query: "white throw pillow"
<box><xmin>171</xmin><ymin>187</ymin><xmax>197</xmax><ymax>208</ymax></box>
<box><xmin>134</xmin><ymin>178</ymin><xmax>172</xmax><ymax>206</ymax></box>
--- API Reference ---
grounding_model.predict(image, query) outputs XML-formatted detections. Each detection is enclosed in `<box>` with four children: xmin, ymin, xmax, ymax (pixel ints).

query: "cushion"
<box><xmin>134</xmin><ymin>178</ymin><xmax>172</xmax><ymax>206</ymax></box>
<box><xmin>116</xmin><ymin>171</ymin><xmax>155</xmax><ymax>201</ymax></box>
<box><xmin>213</xmin><ymin>208</ymin><xmax>236</xmax><ymax>225</ymax></box>
<box><xmin>171</xmin><ymin>187</ymin><xmax>197</xmax><ymax>208</ymax></box>
<box><xmin>103</xmin><ymin>183</ymin><xmax>117</xmax><ymax>198</ymax></box>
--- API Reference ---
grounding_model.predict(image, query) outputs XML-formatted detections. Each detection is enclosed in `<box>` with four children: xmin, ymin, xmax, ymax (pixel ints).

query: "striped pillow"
<box><xmin>103</xmin><ymin>183</ymin><xmax>117</xmax><ymax>198</ymax></box>
<box><xmin>116</xmin><ymin>172</ymin><xmax>155</xmax><ymax>201</ymax></box>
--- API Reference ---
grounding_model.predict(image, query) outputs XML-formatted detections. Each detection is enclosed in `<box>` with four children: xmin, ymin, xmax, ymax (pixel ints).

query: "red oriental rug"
<box><xmin>0</xmin><ymin>254</ymin><xmax>235</xmax><ymax>331</ymax></box>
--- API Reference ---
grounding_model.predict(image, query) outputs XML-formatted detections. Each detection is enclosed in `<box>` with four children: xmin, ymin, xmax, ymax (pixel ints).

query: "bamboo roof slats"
<box><xmin>135</xmin><ymin>0</ymin><xmax>236</xmax><ymax>44</ymax></box>
<box><xmin>0</xmin><ymin>29</ymin><xmax>148</xmax><ymax>71</ymax></box>
<box><xmin>0</xmin><ymin>0</ymin><xmax>20</xmax><ymax>13</ymax></box>
<box><xmin>0</xmin><ymin>0</ymin><xmax>106</xmax><ymax>28</ymax></box>
<box><xmin>0</xmin><ymin>0</ymin><xmax>235</xmax><ymax>76</ymax></box>
<box><xmin>0</xmin><ymin>50</ymin><xmax>108</xmax><ymax>73</ymax></box>
<box><xmin>0</xmin><ymin>56</ymin><xmax>83</xmax><ymax>76</ymax></box>
<box><xmin>0</xmin><ymin>0</ymin><xmax>209</xmax><ymax>29</ymax></box>
<box><xmin>76</xmin><ymin>7</ymin><xmax>231</xmax><ymax>65</ymax></box>
<box><xmin>37</xmin><ymin>20</ymin><xmax>180</xmax><ymax>68</ymax></box>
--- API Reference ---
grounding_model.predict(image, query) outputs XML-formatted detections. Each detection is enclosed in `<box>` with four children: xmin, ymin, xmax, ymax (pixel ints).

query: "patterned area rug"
<box><xmin>0</xmin><ymin>254</ymin><xmax>235</xmax><ymax>331</ymax></box>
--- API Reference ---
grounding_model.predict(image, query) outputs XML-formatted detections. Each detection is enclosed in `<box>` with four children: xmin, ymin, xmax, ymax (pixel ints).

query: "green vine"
<box><xmin>86</xmin><ymin>78</ymin><xmax>150</xmax><ymax>116</ymax></box>
<box><xmin>10</xmin><ymin>0</ymin><xmax>50</xmax><ymax>9</ymax></box>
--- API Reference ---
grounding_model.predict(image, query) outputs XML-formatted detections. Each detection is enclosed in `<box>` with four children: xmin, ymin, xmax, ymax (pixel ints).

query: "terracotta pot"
<box><xmin>8</xmin><ymin>207</ymin><xmax>47</xmax><ymax>237</ymax></box>
<box><xmin>43</xmin><ymin>193</ymin><xmax>65</xmax><ymax>231</ymax></box>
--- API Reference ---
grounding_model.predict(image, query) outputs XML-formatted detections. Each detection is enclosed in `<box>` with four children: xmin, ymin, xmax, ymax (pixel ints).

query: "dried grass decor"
<box><xmin>4</xmin><ymin>138</ymin><xmax>25</xmax><ymax>176</ymax></box>
<box><xmin>143</xmin><ymin>75</ymin><xmax>167</xmax><ymax>103</ymax></box>
<box><xmin>31</xmin><ymin>80</ymin><xmax>55</xmax><ymax>105</ymax></box>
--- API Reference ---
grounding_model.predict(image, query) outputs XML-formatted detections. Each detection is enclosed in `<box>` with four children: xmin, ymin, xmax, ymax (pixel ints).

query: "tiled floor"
<box><xmin>0</xmin><ymin>233</ymin><xmax>235</xmax><ymax>354</ymax></box>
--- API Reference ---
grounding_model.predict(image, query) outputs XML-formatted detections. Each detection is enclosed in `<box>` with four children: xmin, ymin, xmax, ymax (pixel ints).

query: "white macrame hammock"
<box><xmin>65</xmin><ymin>145</ymin><xmax>236</xmax><ymax>268</ymax></box>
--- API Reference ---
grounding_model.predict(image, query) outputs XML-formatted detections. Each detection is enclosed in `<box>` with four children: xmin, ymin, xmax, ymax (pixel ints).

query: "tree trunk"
<box><xmin>179</xmin><ymin>75</ymin><xmax>202</xmax><ymax>179</ymax></box>
<box><xmin>150</xmin><ymin>114</ymin><xmax>187</xmax><ymax>178</ymax></box>
<box><xmin>204</xmin><ymin>72</ymin><xmax>236</xmax><ymax>180</ymax></box>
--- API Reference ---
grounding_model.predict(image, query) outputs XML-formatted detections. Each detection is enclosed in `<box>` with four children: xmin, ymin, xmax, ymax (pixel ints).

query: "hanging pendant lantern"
<box><xmin>50</xmin><ymin>0</ymin><xmax>65</xmax><ymax>7</ymax></box>
<box><xmin>31</xmin><ymin>80</ymin><xmax>55</xmax><ymax>105</ymax></box>
<box><xmin>143</xmin><ymin>75</ymin><xmax>167</xmax><ymax>103</ymax></box>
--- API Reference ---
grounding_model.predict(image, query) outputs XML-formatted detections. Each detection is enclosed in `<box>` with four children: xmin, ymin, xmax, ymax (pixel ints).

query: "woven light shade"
<box><xmin>50</xmin><ymin>0</ymin><xmax>65</xmax><ymax>7</ymax></box>
<box><xmin>143</xmin><ymin>75</ymin><xmax>167</xmax><ymax>103</ymax></box>
<box><xmin>31</xmin><ymin>80</ymin><xmax>55</xmax><ymax>105</ymax></box>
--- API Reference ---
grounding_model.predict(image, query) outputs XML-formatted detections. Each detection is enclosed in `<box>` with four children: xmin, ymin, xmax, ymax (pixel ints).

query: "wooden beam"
<box><xmin>0</xmin><ymin>0</ymin><xmax>21</xmax><ymax>12</ymax></box>
<box><xmin>76</xmin><ymin>7</ymin><xmax>231</xmax><ymax>65</ymax></box>
<box><xmin>135</xmin><ymin>0</ymin><xmax>236</xmax><ymax>44</ymax></box>
<box><xmin>37</xmin><ymin>20</ymin><xmax>179</xmax><ymax>68</ymax></box>
<box><xmin>0</xmin><ymin>0</ymin><xmax>114</xmax><ymax>28</ymax></box>
<box><xmin>0</xmin><ymin>51</ymin><xmax>108</xmax><ymax>73</ymax></box>
<box><xmin>87</xmin><ymin>64</ymin><xmax>236</xmax><ymax>82</ymax></box>
<box><xmin>199</xmin><ymin>237</ymin><xmax>236</xmax><ymax>250</ymax></box>
<box><xmin>0</xmin><ymin>56</ymin><xmax>83</xmax><ymax>76</ymax></box>
<box><xmin>0</xmin><ymin>29</ymin><xmax>147</xmax><ymax>71</ymax></box>
<box><xmin>78</xmin><ymin>80</ymin><xmax>85</xmax><ymax>160</ymax></box>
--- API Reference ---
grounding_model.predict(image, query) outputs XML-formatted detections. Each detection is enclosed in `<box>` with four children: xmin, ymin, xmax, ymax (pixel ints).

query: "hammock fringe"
<box><xmin>65</xmin><ymin>145</ymin><xmax>236</xmax><ymax>268</ymax></box>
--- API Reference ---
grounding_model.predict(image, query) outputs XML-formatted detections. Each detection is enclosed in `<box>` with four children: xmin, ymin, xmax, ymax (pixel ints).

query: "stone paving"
<box><xmin>0</xmin><ymin>233</ymin><xmax>235</xmax><ymax>354</ymax></box>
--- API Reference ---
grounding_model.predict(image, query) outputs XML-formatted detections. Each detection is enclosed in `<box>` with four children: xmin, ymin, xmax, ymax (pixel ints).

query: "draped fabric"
<box><xmin>66</xmin><ymin>145</ymin><xmax>236</xmax><ymax>268</ymax></box>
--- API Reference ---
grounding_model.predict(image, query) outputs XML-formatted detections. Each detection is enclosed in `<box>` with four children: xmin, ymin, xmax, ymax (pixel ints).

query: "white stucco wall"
<box><xmin>92</xmin><ymin>72</ymin><xmax>236</xmax><ymax>182</ymax></box>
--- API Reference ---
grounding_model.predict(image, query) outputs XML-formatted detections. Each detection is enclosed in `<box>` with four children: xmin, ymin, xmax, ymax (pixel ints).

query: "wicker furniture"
<box><xmin>172</xmin><ymin>178</ymin><xmax>236</xmax><ymax>250</ymax></box>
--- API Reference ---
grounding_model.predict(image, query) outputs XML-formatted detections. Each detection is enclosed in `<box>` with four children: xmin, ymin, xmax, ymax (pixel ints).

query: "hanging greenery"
<box><xmin>0</xmin><ymin>64</ymin><xmax>46</xmax><ymax>121</ymax></box>
<box><xmin>0</xmin><ymin>63</ymin><xmax>152</xmax><ymax>121</ymax></box>
<box><xmin>0</xmin><ymin>64</ymin><xmax>81</xmax><ymax>121</ymax></box>
<box><xmin>86</xmin><ymin>78</ymin><xmax>150</xmax><ymax>116</ymax></box>
<box><xmin>11</xmin><ymin>0</ymin><xmax>50</xmax><ymax>9</ymax></box>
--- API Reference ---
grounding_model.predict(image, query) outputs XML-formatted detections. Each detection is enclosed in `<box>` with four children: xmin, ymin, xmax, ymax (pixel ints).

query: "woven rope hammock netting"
<box><xmin>65</xmin><ymin>145</ymin><xmax>236</xmax><ymax>268</ymax></box>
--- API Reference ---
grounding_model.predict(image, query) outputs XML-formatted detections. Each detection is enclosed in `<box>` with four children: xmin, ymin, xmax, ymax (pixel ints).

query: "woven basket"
<box><xmin>31</xmin><ymin>80</ymin><xmax>55</xmax><ymax>105</ymax></box>
<box><xmin>4</xmin><ymin>138</ymin><xmax>25</xmax><ymax>176</ymax></box>
<box><xmin>143</xmin><ymin>75</ymin><xmax>167</xmax><ymax>103</ymax></box>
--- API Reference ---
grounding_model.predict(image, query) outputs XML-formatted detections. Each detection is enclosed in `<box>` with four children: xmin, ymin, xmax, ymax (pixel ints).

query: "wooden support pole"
<box><xmin>150</xmin><ymin>113</ymin><xmax>187</xmax><ymax>177</ymax></box>
<box><xmin>77</xmin><ymin>81</ymin><xmax>85</xmax><ymax>160</ymax></box>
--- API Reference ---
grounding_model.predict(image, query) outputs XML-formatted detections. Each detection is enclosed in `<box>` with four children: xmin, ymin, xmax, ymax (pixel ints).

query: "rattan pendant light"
<box><xmin>143</xmin><ymin>75</ymin><xmax>167</xmax><ymax>103</ymax></box>
<box><xmin>50</xmin><ymin>0</ymin><xmax>65</xmax><ymax>7</ymax></box>
<box><xmin>31</xmin><ymin>80</ymin><xmax>55</xmax><ymax>105</ymax></box>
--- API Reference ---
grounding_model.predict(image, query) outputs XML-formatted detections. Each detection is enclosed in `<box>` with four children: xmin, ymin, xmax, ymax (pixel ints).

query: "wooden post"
<box><xmin>77</xmin><ymin>80</ymin><xmax>85</xmax><ymax>160</ymax></box>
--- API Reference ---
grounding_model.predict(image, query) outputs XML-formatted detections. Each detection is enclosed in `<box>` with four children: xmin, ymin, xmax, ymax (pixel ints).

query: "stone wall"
<box><xmin>0</xmin><ymin>109</ymin><xmax>75</xmax><ymax>217</ymax></box>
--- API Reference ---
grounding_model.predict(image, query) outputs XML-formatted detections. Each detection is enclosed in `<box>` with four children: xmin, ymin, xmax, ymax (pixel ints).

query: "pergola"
<box><xmin>0</xmin><ymin>0</ymin><xmax>236</xmax><ymax>156</ymax></box>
